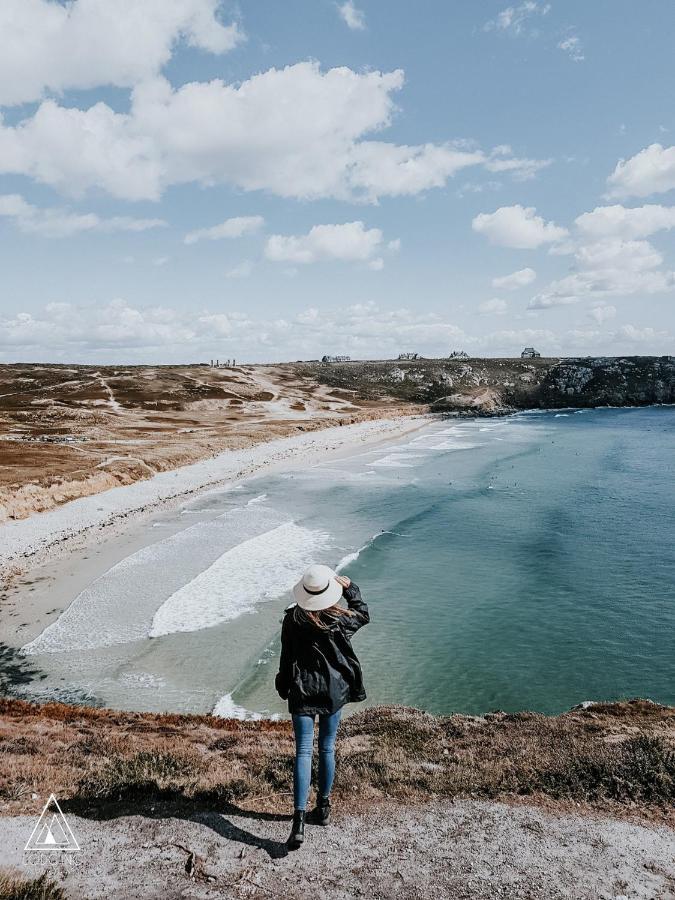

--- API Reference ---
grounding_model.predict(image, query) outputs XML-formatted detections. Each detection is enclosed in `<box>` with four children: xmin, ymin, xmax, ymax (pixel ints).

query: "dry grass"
<box><xmin>0</xmin><ymin>871</ymin><xmax>65</xmax><ymax>900</ymax></box>
<box><xmin>0</xmin><ymin>363</ymin><xmax>418</xmax><ymax>524</ymax></box>
<box><xmin>0</xmin><ymin>698</ymin><xmax>674</xmax><ymax>825</ymax></box>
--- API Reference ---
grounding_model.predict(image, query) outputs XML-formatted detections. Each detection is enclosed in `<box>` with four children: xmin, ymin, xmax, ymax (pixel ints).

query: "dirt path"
<box><xmin>1</xmin><ymin>800</ymin><xmax>673</xmax><ymax>899</ymax></box>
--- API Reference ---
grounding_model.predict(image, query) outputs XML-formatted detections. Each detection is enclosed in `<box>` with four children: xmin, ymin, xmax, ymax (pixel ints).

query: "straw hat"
<box><xmin>292</xmin><ymin>564</ymin><xmax>343</xmax><ymax>611</ymax></box>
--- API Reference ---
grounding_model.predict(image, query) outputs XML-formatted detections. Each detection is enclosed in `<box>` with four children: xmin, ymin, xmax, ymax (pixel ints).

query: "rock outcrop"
<box><xmin>297</xmin><ymin>356</ymin><xmax>675</xmax><ymax>415</ymax></box>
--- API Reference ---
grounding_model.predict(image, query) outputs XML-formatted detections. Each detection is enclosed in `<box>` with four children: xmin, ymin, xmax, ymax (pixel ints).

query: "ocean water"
<box><xmin>14</xmin><ymin>407</ymin><xmax>675</xmax><ymax>717</ymax></box>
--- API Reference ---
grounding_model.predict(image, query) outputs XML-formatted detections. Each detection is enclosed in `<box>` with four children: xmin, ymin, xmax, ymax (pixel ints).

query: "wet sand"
<box><xmin>0</xmin><ymin>415</ymin><xmax>430</xmax><ymax>652</ymax></box>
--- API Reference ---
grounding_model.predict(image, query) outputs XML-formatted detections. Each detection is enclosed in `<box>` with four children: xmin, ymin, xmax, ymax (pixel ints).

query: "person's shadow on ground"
<box><xmin>62</xmin><ymin>794</ymin><xmax>291</xmax><ymax>860</ymax></box>
<box><xmin>190</xmin><ymin>809</ymin><xmax>288</xmax><ymax>859</ymax></box>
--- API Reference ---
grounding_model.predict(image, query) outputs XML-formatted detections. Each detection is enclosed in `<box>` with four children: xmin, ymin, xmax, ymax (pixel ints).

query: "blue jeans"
<box><xmin>291</xmin><ymin>709</ymin><xmax>342</xmax><ymax>811</ymax></box>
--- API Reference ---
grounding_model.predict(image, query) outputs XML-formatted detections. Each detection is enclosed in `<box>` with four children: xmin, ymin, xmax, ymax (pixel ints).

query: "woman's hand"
<box><xmin>335</xmin><ymin>574</ymin><xmax>351</xmax><ymax>589</ymax></box>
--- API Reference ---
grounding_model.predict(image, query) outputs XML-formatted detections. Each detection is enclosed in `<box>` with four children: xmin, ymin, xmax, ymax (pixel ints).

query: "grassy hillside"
<box><xmin>295</xmin><ymin>355</ymin><xmax>675</xmax><ymax>414</ymax></box>
<box><xmin>1</xmin><ymin>698</ymin><xmax>673</xmax><ymax>826</ymax></box>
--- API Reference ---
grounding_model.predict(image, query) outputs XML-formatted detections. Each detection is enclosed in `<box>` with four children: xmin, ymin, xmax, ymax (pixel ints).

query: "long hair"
<box><xmin>293</xmin><ymin>603</ymin><xmax>357</xmax><ymax>631</ymax></box>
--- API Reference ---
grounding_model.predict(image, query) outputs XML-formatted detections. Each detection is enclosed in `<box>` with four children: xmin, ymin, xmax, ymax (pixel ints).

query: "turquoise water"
<box><xmin>15</xmin><ymin>407</ymin><xmax>675</xmax><ymax>717</ymax></box>
<box><xmin>234</xmin><ymin>406</ymin><xmax>675</xmax><ymax>716</ymax></box>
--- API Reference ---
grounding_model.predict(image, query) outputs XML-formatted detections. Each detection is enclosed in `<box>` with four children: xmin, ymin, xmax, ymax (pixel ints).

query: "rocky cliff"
<box><xmin>295</xmin><ymin>355</ymin><xmax>675</xmax><ymax>415</ymax></box>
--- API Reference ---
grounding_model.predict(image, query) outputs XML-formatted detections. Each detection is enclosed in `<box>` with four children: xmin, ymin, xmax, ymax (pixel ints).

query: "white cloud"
<box><xmin>527</xmin><ymin>199</ymin><xmax>675</xmax><ymax>310</ymax></box>
<box><xmin>484</xmin><ymin>2</ymin><xmax>551</xmax><ymax>35</ymax></box>
<box><xmin>575</xmin><ymin>204</ymin><xmax>675</xmax><ymax>239</ymax></box>
<box><xmin>472</xmin><ymin>205</ymin><xmax>568</xmax><ymax>249</ymax></box>
<box><xmin>478</xmin><ymin>298</ymin><xmax>508</xmax><ymax>315</ymax></box>
<box><xmin>528</xmin><ymin>238</ymin><xmax>675</xmax><ymax>309</ymax></box>
<box><xmin>491</xmin><ymin>267</ymin><xmax>536</xmax><ymax>290</ymax></box>
<box><xmin>575</xmin><ymin>238</ymin><xmax>662</xmax><ymax>272</ymax></box>
<box><xmin>588</xmin><ymin>305</ymin><xmax>616</xmax><ymax>324</ymax></box>
<box><xmin>226</xmin><ymin>260</ymin><xmax>254</xmax><ymax>279</ymax></box>
<box><xmin>0</xmin><ymin>299</ymin><xmax>467</xmax><ymax>361</ymax></box>
<box><xmin>607</xmin><ymin>143</ymin><xmax>675</xmax><ymax>199</ymax></box>
<box><xmin>558</xmin><ymin>35</ymin><xmax>584</xmax><ymax>62</ymax></box>
<box><xmin>347</xmin><ymin>141</ymin><xmax>484</xmax><ymax>200</ymax></box>
<box><xmin>338</xmin><ymin>1</ymin><xmax>366</xmax><ymax>30</ymax></box>
<box><xmin>2</xmin><ymin>298</ymin><xmax>672</xmax><ymax>363</ymax></box>
<box><xmin>0</xmin><ymin>0</ymin><xmax>243</xmax><ymax>107</ymax></box>
<box><xmin>474</xmin><ymin>327</ymin><xmax>556</xmax><ymax>352</ymax></box>
<box><xmin>153</xmin><ymin>256</ymin><xmax>169</xmax><ymax>266</ymax></box>
<box><xmin>0</xmin><ymin>64</ymin><xmax>551</xmax><ymax>203</ymax></box>
<box><xmin>184</xmin><ymin>215</ymin><xmax>264</xmax><ymax>245</ymax></box>
<box><xmin>617</xmin><ymin>323</ymin><xmax>670</xmax><ymax>343</ymax></box>
<box><xmin>0</xmin><ymin>192</ymin><xmax>165</xmax><ymax>238</ymax></box>
<box><xmin>264</xmin><ymin>222</ymin><xmax>392</xmax><ymax>265</ymax></box>
<box><xmin>483</xmin><ymin>146</ymin><xmax>552</xmax><ymax>181</ymax></box>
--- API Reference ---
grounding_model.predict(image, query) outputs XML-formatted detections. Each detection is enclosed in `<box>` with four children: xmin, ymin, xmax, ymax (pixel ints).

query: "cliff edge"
<box><xmin>295</xmin><ymin>355</ymin><xmax>675</xmax><ymax>415</ymax></box>
<box><xmin>0</xmin><ymin>698</ymin><xmax>673</xmax><ymax>898</ymax></box>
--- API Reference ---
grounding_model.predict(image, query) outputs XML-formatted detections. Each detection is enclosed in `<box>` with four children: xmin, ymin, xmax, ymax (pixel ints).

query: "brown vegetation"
<box><xmin>0</xmin><ymin>363</ymin><xmax>416</xmax><ymax>522</ymax></box>
<box><xmin>2</xmin><ymin>356</ymin><xmax>673</xmax><ymax>523</ymax></box>
<box><xmin>0</xmin><ymin>698</ymin><xmax>673</xmax><ymax>826</ymax></box>
<box><xmin>0</xmin><ymin>871</ymin><xmax>65</xmax><ymax>900</ymax></box>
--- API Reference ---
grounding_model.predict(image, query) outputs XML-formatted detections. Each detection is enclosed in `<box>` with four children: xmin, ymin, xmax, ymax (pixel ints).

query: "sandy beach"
<box><xmin>0</xmin><ymin>414</ymin><xmax>429</xmax><ymax>653</ymax></box>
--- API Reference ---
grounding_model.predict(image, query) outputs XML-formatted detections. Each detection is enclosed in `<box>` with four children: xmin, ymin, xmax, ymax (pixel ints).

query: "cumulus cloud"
<box><xmin>558</xmin><ymin>35</ymin><xmax>584</xmax><ymax>62</ymax></box>
<box><xmin>0</xmin><ymin>64</ymin><xmax>551</xmax><ymax>202</ymax></box>
<box><xmin>338</xmin><ymin>1</ymin><xmax>366</xmax><ymax>30</ymax></box>
<box><xmin>607</xmin><ymin>143</ymin><xmax>675</xmax><ymax>199</ymax></box>
<box><xmin>184</xmin><ymin>216</ymin><xmax>264</xmax><ymax>245</ymax></box>
<box><xmin>2</xmin><ymin>298</ymin><xmax>672</xmax><ymax>362</ymax></box>
<box><xmin>226</xmin><ymin>260</ymin><xmax>254</xmax><ymax>279</ymax></box>
<box><xmin>264</xmin><ymin>221</ymin><xmax>393</xmax><ymax>265</ymax></box>
<box><xmin>0</xmin><ymin>192</ymin><xmax>165</xmax><ymax>238</ymax></box>
<box><xmin>525</xmin><ymin>198</ymin><xmax>675</xmax><ymax>310</ymax></box>
<box><xmin>588</xmin><ymin>305</ymin><xmax>616</xmax><ymax>324</ymax></box>
<box><xmin>528</xmin><ymin>238</ymin><xmax>675</xmax><ymax>309</ymax></box>
<box><xmin>484</xmin><ymin>2</ymin><xmax>551</xmax><ymax>36</ymax></box>
<box><xmin>0</xmin><ymin>299</ymin><xmax>466</xmax><ymax>361</ymax></box>
<box><xmin>617</xmin><ymin>323</ymin><xmax>670</xmax><ymax>343</ymax></box>
<box><xmin>483</xmin><ymin>145</ymin><xmax>552</xmax><ymax>181</ymax></box>
<box><xmin>491</xmin><ymin>267</ymin><xmax>536</xmax><ymax>290</ymax></box>
<box><xmin>0</xmin><ymin>0</ymin><xmax>244</xmax><ymax>107</ymax></box>
<box><xmin>478</xmin><ymin>298</ymin><xmax>508</xmax><ymax>315</ymax></box>
<box><xmin>575</xmin><ymin>203</ymin><xmax>675</xmax><ymax>239</ymax></box>
<box><xmin>472</xmin><ymin>205</ymin><xmax>568</xmax><ymax>249</ymax></box>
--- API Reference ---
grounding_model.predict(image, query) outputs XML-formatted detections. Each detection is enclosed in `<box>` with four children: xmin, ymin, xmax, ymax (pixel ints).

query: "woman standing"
<box><xmin>275</xmin><ymin>564</ymin><xmax>369</xmax><ymax>849</ymax></box>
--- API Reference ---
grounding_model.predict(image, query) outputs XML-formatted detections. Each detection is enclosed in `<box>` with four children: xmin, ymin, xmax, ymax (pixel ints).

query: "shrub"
<box><xmin>78</xmin><ymin>750</ymin><xmax>202</xmax><ymax>800</ymax></box>
<box><xmin>0</xmin><ymin>872</ymin><xmax>65</xmax><ymax>900</ymax></box>
<box><xmin>535</xmin><ymin>735</ymin><xmax>675</xmax><ymax>804</ymax></box>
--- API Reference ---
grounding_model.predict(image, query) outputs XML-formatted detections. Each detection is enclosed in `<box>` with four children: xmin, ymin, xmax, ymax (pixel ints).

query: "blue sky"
<box><xmin>1</xmin><ymin>0</ymin><xmax>674</xmax><ymax>362</ymax></box>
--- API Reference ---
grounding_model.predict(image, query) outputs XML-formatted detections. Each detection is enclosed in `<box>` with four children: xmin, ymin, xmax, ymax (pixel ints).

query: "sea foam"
<box><xmin>149</xmin><ymin>521</ymin><xmax>331</xmax><ymax>637</ymax></box>
<box><xmin>212</xmin><ymin>693</ymin><xmax>280</xmax><ymax>721</ymax></box>
<box><xmin>20</xmin><ymin>504</ymin><xmax>299</xmax><ymax>655</ymax></box>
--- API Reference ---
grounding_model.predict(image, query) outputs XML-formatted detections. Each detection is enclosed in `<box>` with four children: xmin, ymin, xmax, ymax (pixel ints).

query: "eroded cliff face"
<box><xmin>296</xmin><ymin>356</ymin><xmax>675</xmax><ymax>415</ymax></box>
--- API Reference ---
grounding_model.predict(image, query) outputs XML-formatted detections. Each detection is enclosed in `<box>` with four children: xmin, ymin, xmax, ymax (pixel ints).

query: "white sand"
<box><xmin>0</xmin><ymin>416</ymin><xmax>429</xmax><ymax>574</ymax></box>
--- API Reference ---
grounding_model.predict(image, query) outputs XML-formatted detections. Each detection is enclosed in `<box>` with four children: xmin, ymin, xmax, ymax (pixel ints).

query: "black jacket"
<box><xmin>275</xmin><ymin>582</ymin><xmax>369</xmax><ymax>716</ymax></box>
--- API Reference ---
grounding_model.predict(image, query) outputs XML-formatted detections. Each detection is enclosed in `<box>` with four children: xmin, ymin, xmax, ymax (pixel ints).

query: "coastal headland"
<box><xmin>1</xmin><ymin>359</ymin><xmax>674</xmax><ymax>898</ymax></box>
<box><xmin>1</xmin><ymin>355</ymin><xmax>673</xmax><ymax>528</ymax></box>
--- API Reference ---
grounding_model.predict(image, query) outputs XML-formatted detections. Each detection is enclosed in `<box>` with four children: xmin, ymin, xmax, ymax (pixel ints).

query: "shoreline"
<box><xmin>0</xmin><ymin>413</ymin><xmax>431</xmax><ymax>582</ymax></box>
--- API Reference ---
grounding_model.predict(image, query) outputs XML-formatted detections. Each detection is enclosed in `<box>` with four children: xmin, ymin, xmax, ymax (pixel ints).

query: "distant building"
<box><xmin>521</xmin><ymin>347</ymin><xmax>541</xmax><ymax>359</ymax></box>
<box><xmin>398</xmin><ymin>352</ymin><xmax>419</xmax><ymax>360</ymax></box>
<box><xmin>322</xmin><ymin>355</ymin><xmax>351</xmax><ymax>363</ymax></box>
<box><xmin>448</xmin><ymin>350</ymin><xmax>469</xmax><ymax>360</ymax></box>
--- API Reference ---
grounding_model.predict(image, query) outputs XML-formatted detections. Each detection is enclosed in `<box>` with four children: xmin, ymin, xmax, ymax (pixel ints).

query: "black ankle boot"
<box><xmin>312</xmin><ymin>795</ymin><xmax>331</xmax><ymax>826</ymax></box>
<box><xmin>287</xmin><ymin>810</ymin><xmax>305</xmax><ymax>849</ymax></box>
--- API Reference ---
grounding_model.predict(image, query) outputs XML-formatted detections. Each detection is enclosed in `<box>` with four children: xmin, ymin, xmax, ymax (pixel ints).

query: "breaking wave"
<box><xmin>149</xmin><ymin>521</ymin><xmax>332</xmax><ymax>637</ymax></box>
